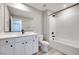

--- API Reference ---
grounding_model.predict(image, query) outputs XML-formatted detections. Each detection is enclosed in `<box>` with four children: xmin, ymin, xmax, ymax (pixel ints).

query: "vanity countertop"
<box><xmin>0</xmin><ymin>32</ymin><xmax>37</xmax><ymax>39</ymax></box>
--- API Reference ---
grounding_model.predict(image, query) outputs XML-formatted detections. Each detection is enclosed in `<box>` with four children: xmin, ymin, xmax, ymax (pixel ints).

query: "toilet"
<box><xmin>38</xmin><ymin>35</ymin><xmax>49</xmax><ymax>52</ymax></box>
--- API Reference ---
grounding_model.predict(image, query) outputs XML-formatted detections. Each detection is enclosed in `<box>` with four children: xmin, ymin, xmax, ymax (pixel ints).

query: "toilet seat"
<box><xmin>41</xmin><ymin>41</ymin><xmax>49</xmax><ymax>45</ymax></box>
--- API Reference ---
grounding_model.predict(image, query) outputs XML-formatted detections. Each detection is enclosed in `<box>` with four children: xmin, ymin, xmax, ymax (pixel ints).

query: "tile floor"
<box><xmin>37</xmin><ymin>47</ymin><xmax>66</xmax><ymax>55</ymax></box>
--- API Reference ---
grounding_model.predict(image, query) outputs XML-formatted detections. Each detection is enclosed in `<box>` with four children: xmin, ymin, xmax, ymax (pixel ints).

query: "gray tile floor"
<box><xmin>37</xmin><ymin>47</ymin><xmax>65</xmax><ymax>55</ymax></box>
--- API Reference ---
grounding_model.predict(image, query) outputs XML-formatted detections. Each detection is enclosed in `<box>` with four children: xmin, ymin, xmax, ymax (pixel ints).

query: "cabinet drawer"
<box><xmin>0</xmin><ymin>38</ymin><xmax>15</xmax><ymax>46</ymax></box>
<box><xmin>23</xmin><ymin>36</ymin><xmax>34</xmax><ymax>41</ymax></box>
<box><xmin>15</xmin><ymin>37</ymin><xmax>23</xmax><ymax>43</ymax></box>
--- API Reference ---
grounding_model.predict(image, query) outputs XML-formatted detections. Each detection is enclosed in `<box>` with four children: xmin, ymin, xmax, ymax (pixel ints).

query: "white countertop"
<box><xmin>0</xmin><ymin>32</ymin><xmax>37</xmax><ymax>39</ymax></box>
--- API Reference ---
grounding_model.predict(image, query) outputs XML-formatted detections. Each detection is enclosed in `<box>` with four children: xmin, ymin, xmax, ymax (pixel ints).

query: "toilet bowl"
<box><xmin>40</xmin><ymin>41</ymin><xmax>49</xmax><ymax>52</ymax></box>
<box><xmin>38</xmin><ymin>35</ymin><xmax>49</xmax><ymax>52</ymax></box>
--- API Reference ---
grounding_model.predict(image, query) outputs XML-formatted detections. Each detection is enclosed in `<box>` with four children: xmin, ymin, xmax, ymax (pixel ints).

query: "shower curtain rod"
<box><xmin>49</xmin><ymin>3</ymin><xmax>79</xmax><ymax>16</ymax></box>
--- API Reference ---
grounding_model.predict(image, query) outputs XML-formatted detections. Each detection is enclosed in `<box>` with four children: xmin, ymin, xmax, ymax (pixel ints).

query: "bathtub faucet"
<box><xmin>52</xmin><ymin>36</ymin><xmax>55</xmax><ymax>40</ymax></box>
<box><xmin>52</xmin><ymin>32</ymin><xmax>55</xmax><ymax>40</ymax></box>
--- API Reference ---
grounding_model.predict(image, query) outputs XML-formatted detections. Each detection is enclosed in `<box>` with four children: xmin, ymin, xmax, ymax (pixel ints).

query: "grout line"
<box><xmin>37</xmin><ymin>47</ymin><xmax>65</xmax><ymax>55</ymax></box>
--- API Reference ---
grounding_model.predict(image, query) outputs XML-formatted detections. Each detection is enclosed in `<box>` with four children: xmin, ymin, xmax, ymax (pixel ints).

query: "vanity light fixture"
<box><xmin>64</xmin><ymin>5</ymin><xmax>67</xmax><ymax>7</ymax></box>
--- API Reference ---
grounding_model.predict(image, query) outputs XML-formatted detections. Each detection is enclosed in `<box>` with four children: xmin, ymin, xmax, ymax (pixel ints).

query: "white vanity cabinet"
<box><xmin>15</xmin><ymin>35</ymin><xmax>38</xmax><ymax>55</ymax></box>
<box><xmin>0</xmin><ymin>35</ymin><xmax>38</xmax><ymax>55</ymax></box>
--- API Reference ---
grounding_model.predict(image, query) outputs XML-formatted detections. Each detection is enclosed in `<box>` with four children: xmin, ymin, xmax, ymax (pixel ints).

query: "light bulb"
<box><xmin>64</xmin><ymin>5</ymin><xmax>67</xmax><ymax>7</ymax></box>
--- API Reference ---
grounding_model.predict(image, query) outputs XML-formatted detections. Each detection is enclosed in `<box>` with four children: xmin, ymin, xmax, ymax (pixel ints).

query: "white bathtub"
<box><xmin>49</xmin><ymin>38</ymin><xmax>79</xmax><ymax>55</ymax></box>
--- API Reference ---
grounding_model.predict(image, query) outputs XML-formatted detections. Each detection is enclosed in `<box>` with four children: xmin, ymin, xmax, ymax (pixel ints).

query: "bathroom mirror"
<box><xmin>4</xmin><ymin>4</ymin><xmax>34</xmax><ymax>32</ymax></box>
<box><xmin>10</xmin><ymin>16</ymin><xmax>33</xmax><ymax>32</ymax></box>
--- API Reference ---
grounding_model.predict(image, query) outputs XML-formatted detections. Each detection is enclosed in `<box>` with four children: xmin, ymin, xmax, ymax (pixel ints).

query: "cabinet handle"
<box><xmin>10</xmin><ymin>45</ymin><xmax>13</xmax><ymax>47</ymax></box>
<box><xmin>33</xmin><ymin>40</ymin><xmax>35</xmax><ymax>42</ymax></box>
<box><xmin>25</xmin><ymin>42</ymin><xmax>27</xmax><ymax>44</ymax></box>
<box><xmin>53</xmin><ymin>38</ymin><xmax>54</xmax><ymax>40</ymax></box>
<box><xmin>5</xmin><ymin>41</ymin><xmax>8</xmax><ymax>43</ymax></box>
<box><xmin>22</xmin><ymin>43</ymin><xmax>24</xmax><ymax>44</ymax></box>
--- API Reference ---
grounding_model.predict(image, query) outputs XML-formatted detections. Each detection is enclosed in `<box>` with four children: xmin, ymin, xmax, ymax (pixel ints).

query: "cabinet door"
<box><xmin>14</xmin><ymin>42</ymin><xmax>25</xmax><ymax>55</ymax></box>
<box><xmin>0</xmin><ymin>44</ymin><xmax>14</xmax><ymax>55</ymax></box>
<box><xmin>32</xmin><ymin>36</ymin><xmax>38</xmax><ymax>54</ymax></box>
<box><xmin>0</xmin><ymin>38</ymin><xmax>15</xmax><ymax>46</ymax></box>
<box><xmin>23</xmin><ymin>36</ymin><xmax>33</xmax><ymax>55</ymax></box>
<box><xmin>0</xmin><ymin>45</ymin><xmax>7</xmax><ymax>55</ymax></box>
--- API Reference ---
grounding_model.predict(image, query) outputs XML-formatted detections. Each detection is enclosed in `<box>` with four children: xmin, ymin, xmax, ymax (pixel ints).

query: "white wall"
<box><xmin>22</xmin><ymin>17</ymin><xmax>33</xmax><ymax>32</ymax></box>
<box><xmin>42</xmin><ymin>10</ymin><xmax>49</xmax><ymax>41</ymax></box>
<box><xmin>7</xmin><ymin>3</ymin><xmax>43</xmax><ymax>34</ymax></box>
<box><xmin>4</xmin><ymin>4</ymin><xmax>10</xmax><ymax>32</ymax></box>
<box><xmin>0</xmin><ymin>4</ymin><xmax>3</xmax><ymax>32</ymax></box>
<box><xmin>42</xmin><ymin>10</ymin><xmax>54</xmax><ymax>41</ymax></box>
<box><xmin>0</xmin><ymin>4</ymin><xmax>5</xmax><ymax>33</ymax></box>
<box><xmin>55</xmin><ymin>4</ymin><xmax>79</xmax><ymax>42</ymax></box>
<box><xmin>0</xmin><ymin>4</ymin><xmax>10</xmax><ymax>33</ymax></box>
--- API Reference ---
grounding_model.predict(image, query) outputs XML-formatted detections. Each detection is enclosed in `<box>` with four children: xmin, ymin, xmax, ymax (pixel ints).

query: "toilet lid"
<box><xmin>41</xmin><ymin>41</ymin><xmax>49</xmax><ymax>45</ymax></box>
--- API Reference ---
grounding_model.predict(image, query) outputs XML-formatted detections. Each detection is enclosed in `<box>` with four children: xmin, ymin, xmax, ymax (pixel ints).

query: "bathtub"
<box><xmin>49</xmin><ymin>38</ymin><xmax>79</xmax><ymax>55</ymax></box>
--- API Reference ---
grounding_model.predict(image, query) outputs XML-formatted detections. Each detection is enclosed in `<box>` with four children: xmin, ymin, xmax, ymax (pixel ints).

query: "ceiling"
<box><xmin>8</xmin><ymin>6</ymin><xmax>33</xmax><ymax>18</ymax></box>
<box><xmin>26</xmin><ymin>3</ymin><xmax>76</xmax><ymax>12</ymax></box>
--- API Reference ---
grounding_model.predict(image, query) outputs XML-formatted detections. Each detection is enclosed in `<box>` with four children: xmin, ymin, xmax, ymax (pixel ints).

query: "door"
<box><xmin>14</xmin><ymin>42</ymin><xmax>25</xmax><ymax>55</ymax></box>
<box><xmin>0</xmin><ymin>44</ymin><xmax>14</xmax><ymax>55</ymax></box>
<box><xmin>32</xmin><ymin>35</ymin><xmax>38</xmax><ymax>54</ymax></box>
<box><xmin>23</xmin><ymin>36</ymin><xmax>33</xmax><ymax>55</ymax></box>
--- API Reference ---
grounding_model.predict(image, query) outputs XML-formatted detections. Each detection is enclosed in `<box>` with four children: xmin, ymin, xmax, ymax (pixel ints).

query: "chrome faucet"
<box><xmin>21</xmin><ymin>29</ymin><xmax>24</xmax><ymax>34</ymax></box>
